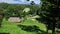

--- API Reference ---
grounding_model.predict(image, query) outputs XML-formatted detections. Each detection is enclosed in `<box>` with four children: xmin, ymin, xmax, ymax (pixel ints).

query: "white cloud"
<box><xmin>0</xmin><ymin>0</ymin><xmax>41</xmax><ymax>4</ymax></box>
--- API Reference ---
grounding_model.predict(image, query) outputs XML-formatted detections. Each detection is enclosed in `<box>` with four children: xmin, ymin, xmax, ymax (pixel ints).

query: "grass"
<box><xmin>0</xmin><ymin>18</ymin><xmax>59</xmax><ymax>34</ymax></box>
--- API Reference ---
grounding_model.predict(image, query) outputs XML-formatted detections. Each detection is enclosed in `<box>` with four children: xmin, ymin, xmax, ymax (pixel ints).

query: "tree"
<box><xmin>27</xmin><ymin>0</ymin><xmax>30</xmax><ymax>1</ymax></box>
<box><xmin>37</xmin><ymin>0</ymin><xmax>60</xmax><ymax>34</ymax></box>
<box><xmin>26</xmin><ymin>0</ymin><xmax>35</xmax><ymax>5</ymax></box>
<box><xmin>30</xmin><ymin>1</ymin><xmax>35</xmax><ymax>5</ymax></box>
<box><xmin>0</xmin><ymin>11</ymin><xmax>4</xmax><ymax>27</ymax></box>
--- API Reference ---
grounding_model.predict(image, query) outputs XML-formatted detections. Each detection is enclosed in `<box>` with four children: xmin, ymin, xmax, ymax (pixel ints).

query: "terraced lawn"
<box><xmin>0</xmin><ymin>18</ymin><xmax>59</xmax><ymax>34</ymax></box>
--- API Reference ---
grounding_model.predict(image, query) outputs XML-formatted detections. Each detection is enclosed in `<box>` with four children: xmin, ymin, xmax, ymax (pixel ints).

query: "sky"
<box><xmin>0</xmin><ymin>0</ymin><xmax>41</xmax><ymax>5</ymax></box>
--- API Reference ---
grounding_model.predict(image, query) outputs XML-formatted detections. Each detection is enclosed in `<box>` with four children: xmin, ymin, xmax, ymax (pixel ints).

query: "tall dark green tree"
<box><xmin>37</xmin><ymin>0</ymin><xmax>60</xmax><ymax>34</ymax></box>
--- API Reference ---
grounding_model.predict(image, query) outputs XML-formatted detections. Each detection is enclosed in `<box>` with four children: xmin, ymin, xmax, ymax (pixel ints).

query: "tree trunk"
<box><xmin>52</xmin><ymin>18</ymin><xmax>56</xmax><ymax>34</ymax></box>
<box><xmin>0</xmin><ymin>15</ymin><xmax>4</xmax><ymax>27</ymax></box>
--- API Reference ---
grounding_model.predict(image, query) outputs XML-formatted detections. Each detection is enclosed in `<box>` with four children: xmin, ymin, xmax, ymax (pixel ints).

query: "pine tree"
<box><xmin>37</xmin><ymin>0</ymin><xmax>60</xmax><ymax>34</ymax></box>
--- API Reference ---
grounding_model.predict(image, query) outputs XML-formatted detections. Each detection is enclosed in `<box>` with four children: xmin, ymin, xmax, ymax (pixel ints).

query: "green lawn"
<box><xmin>0</xmin><ymin>18</ymin><xmax>59</xmax><ymax>34</ymax></box>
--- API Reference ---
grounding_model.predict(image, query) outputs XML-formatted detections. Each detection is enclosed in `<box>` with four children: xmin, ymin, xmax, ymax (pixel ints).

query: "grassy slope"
<box><xmin>0</xmin><ymin>18</ymin><xmax>58</xmax><ymax>34</ymax></box>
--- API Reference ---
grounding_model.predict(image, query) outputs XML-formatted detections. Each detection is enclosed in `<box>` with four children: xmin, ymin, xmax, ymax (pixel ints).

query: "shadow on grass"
<box><xmin>36</xmin><ymin>18</ymin><xmax>47</xmax><ymax>24</ymax></box>
<box><xmin>56</xmin><ymin>30</ymin><xmax>60</xmax><ymax>34</ymax></box>
<box><xmin>36</xmin><ymin>18</ymin><xmax>60</xmax><ymax>33</ymax></box>
<box><xmin>18</xmin><ymin>25</ymin><xmax>51</xmax><ymax>34</ymax></box>
<box><xmin>0</xmin><ymin>33</ymin><xmax>9</xmax><ymax>34</ymax></box>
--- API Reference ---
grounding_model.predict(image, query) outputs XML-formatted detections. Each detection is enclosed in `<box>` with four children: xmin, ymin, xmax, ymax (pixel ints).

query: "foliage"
<box><xmin>0</xmin><ymin>3</ymin><xmax>40</xmax><ymax>19</ymax></box>
<box><xmin>0</xmin><ymin>11</ymin><xmax>4</xmax><ymax>27</ymax></box>
<box><xmin>38</xmin><ymin>0</ymin><xmax>60</xmax><ymax>34</ymax></box>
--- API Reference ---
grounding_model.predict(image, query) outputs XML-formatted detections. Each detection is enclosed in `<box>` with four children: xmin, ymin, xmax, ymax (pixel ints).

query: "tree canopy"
<box><xmin>37</xmin><ymin>0</ymin><xmax>60</xmax><ymax>34</ymax></box>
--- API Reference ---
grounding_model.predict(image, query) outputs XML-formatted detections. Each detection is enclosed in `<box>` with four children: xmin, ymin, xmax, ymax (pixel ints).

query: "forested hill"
<box><xmin>0</xmin><ymin>3</ymin><xmax>40</xmax><ymax>19</ymax></box>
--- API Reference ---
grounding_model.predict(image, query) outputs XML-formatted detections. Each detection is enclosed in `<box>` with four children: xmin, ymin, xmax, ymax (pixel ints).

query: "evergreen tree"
<box><xmin>37</xmin><ymin>0</ymin><xmax>60</xmax><ymax>34</ymax></box>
